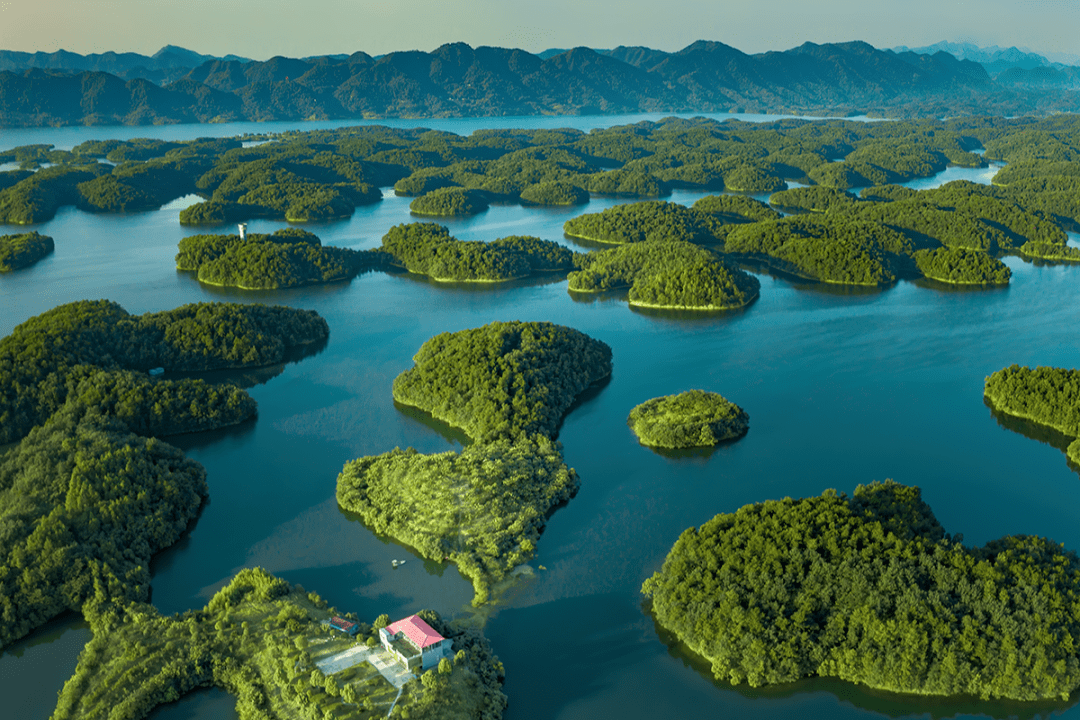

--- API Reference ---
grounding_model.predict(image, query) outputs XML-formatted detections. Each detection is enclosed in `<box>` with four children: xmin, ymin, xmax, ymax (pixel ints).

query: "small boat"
<box><xmin>391</xmin><ymin>559</ymin><xmax>406</xmax><ymax>568</ymax></box>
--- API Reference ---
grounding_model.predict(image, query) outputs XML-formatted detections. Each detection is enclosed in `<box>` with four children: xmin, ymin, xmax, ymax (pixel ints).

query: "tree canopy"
<box><xmin>628</xmin><ymin>390</ymin><xmax>749</xmax><ymax>448</ymax></box>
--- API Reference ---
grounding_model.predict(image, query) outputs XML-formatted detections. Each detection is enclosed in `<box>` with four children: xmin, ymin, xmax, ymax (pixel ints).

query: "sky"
<box><xmin>0</xmin><ymin>0</ymin><xmax>1077</xmax><ymax>60</ymax></box>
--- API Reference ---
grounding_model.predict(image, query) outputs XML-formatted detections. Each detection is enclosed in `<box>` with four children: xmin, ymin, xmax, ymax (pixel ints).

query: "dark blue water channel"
<box><xmin>2</xmin><ymin>115</ymin><xmax>1079</xmax><ymax>720</ymax></box>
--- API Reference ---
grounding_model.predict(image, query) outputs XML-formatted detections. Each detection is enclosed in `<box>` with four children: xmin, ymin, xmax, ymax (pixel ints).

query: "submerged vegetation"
<box><xmin>0</xmin><ymin>231</ymin><xmax>53</xmax><ymax>271</ymax></box>
<box><xmin>628</xmin><ymin>390</ymin><xmax>749</xmax><ymax>448</ymax></box>
<box><xmin>52</xmin><ymin>568</ymin><xmax>507</xmax><ymax>720</ymax></box>
<box><xmin>338</xmin><ymin>321</ymin><xmax>611</xmax><ymax>603</ymax></box>
<box><xmin>644</xmin><ymin>481</ymin><xmax>1080</xmax><ymax>701</ymax></box>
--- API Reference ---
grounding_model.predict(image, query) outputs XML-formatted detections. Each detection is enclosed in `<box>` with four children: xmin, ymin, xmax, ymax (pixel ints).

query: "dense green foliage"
<box><xmin>628</xmin><ymin>390</ymin><xmax>749</xmax><ymax>448</ymax></box>
<box><xmin>913</xmin><ymin>247</ymin><xmax>1011</xmax><ymax>285</ymax></box>
<box><xmin>519</xmin><ymin>181</ymin><xmax>589</xmax><ymax>206</ymax></box>
<box><xmin>0</xmin><ymin>230</ymin><xmax>52</xmax><ymax>271</ymax></box>
<box><xmin>380</xmin><ymin>222</ymin><xmax>574</xmax><ymax>282</ymax></box>
<box><xmin>985</xmin><ymin>365</ymin><xmax>1080</xmax><ymax>444</ymax></box>
<box><xmin>339</xmin><ymin>436</ymin><xmax>576</xmax><ymax>603</ymax></box>
<box><xmin>1019</xmin><ymin>241</ymin><xmax>1080</xmax><ymax>262</ymax></box>
<box><xmin>340</xmin><ymin>321</ymin><xmax>610</xmax><ymax>603</ymax></box>
<box><xmin>409</xmin><ymin>187</ymin><xmax>489</xmax><ymax>217</ymax></box>
<box><xmin>643</xmin><ymin>481</ymin><xmax>1080</xmax><ymax>700</ymax></box>
<box><xmin>0</xmin><ymin>164</ymin><xmax>110</xmax><ymax>223</ymax></box>
<box><xmin>0</xmin><ymin>404</ymin><xmax>208</xmax><ymax>649</ymax></box>
<box><xmin>569</xmin><ymin>240</ymin><xmax>760</xmax><ymax>310</ymax></box>
<box><xmin>564</xmin><ymin>201</ymin><xmax>724</xmax><ymax>245</ymax></box>
<box><xmin>769</xmin><ymin>186</ymin><xmax>860</xmax><ymax>213</ymax></box>
<box><xmin>724</xmin><ymin>216</ymin><xmax>907</xmax><ymax>285</ymax></box>
<box><xmin>392</xmin><ymin>321</ymin><xmax>611</xmax><ymax>444</ymax></box>
<box><xmin>176</xmin><ymin>228</ymin><xmax>381</xmax><ymax>289</ymax></box>
<box><xmin>691</xmin><ymin>194</ymin><xmax>781</xmax><ymax>224</ymax></box>
<box><xmin>52</xmin><ymin>568</ymin><xmax>507</xmax><ymax>720</ymax></box>
<box><xmin>0</xmin><ymin>300</ymin><xmax>329</xmax><ymax>444</ymax></box>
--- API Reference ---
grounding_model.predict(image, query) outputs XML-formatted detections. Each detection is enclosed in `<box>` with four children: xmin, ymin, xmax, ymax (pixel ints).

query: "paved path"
<box><xmin>314</xmin><ymin>644</ymin><xmax>414</xmax><ymax>690</ymax></box>
<box><xmin>315</xmin><ymin>645</ymin><xmax>372</xmax><ymax>675</ymax></box>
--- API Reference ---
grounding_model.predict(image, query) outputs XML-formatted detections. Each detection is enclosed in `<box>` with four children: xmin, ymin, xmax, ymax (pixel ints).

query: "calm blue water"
<box><xmin>2</xmin><ymin>117</ymin><xmax>1078</xmax><ymax>720</ymax></box>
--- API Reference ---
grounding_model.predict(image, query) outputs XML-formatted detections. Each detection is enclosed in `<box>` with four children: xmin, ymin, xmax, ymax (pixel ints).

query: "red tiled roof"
<box><xmin>386</xmin><ymin>614</ymin><xmax>444</xmax><ymax>650</ymax></box>
<box><xmin>329</xmin><ymin>617</ymin><xmax>357</xmax><ymax>631</ymax></box>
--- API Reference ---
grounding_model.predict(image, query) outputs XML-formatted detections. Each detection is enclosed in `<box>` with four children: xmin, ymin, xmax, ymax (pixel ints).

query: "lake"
<box><xmin>1</xmin><ymin>114</ymin><xmax>1077</xmax><ymax>720</ymax></box>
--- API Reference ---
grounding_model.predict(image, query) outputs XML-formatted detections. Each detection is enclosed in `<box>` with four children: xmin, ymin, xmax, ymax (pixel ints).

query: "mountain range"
<box><xmin>0</xmin><ymin>40</ymin><xmax>1076</xmax><ymax>128</ymax></box>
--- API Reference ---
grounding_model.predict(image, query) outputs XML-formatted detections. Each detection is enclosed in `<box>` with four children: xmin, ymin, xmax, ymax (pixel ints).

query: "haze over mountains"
<box><xmin>0</xmin><ymin>39</ymin><xmax>1077</xmax><ymax>127</ymax></box>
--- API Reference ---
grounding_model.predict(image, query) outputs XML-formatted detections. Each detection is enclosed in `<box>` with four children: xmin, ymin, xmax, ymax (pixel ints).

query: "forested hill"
<box><xmin>1</xmin><ymin>40</ymin><xmax>1075</xmax><ymax>127</ymax></box>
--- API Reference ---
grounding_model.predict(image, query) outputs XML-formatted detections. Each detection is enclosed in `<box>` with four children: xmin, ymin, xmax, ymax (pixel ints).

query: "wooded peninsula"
<box><xmin>337</xmin><ymin>321</ymin><xmax>611</xmax><ymax>604</ymax></box>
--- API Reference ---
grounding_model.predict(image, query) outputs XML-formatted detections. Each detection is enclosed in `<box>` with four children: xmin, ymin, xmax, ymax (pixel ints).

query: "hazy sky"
<box><xmin>1</xmin><ymin>0</ymin><xmax>1077</xmax><ymax>60</ymax></box>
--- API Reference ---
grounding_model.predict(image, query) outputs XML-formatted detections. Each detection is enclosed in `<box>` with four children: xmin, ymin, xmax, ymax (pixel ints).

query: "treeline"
<box><xmin>339</xmin><ymin>321</ymin><xmax>612</xmax><ymax>603</ymax></box>
<box><xmin>380</xmin><ymin>222</ymin><xmax>576</xmax><ymax>282</ymax></box>
<box><xmin>0</xmin><ymin>299</ymin><xmax>329</xmax><ymax>444</ymax></box>
<box><xmin>0</xmin><ymin>230</ymin><xmax>52</xmax><ymax>270</ymax></box>
<box><xmin>13</xmin><ymin>114</ymin><xmax>1079</xmax><ymax>227</ymax></box>
<box><xmin>643</xmin><ymin>481</ymin><xmax>1080</xmax><ymax>700</ymax></box>
<box><xmin>985</xmin><ymin>364</ymin><xmax>1080</xmax><ymax>465</ymax></box>
<box><xmin>177</xmin><ymin>227</ymin><xmax>384</xmax><ymax>289</ymax></box>
<box><xmin>913</xmin><ymin>246</ymin><xmax>1011</xmax><ymax>284</ymax></box>
<box><xmin>628</xmin><ymin>390</ymin><xmax>749</xmax><ymax>448</ymax></box>
<box><xmin>51</xmin><ymin>568</ymin><xmax>508</xmax><ymax>720</ymax></box>
<box><xmin>569</xmin><ymin>240</ymin><xmax>760</xmax><ymax>311</ymax></box>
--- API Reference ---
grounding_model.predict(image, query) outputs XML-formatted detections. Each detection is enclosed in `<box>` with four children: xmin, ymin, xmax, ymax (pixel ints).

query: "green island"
<box><xmin>563</xmin><ymin>200</ymin><xmax>723</xmax><ymax>245</ymax></box>
<box><xmin>519</xmin><ymin>181</ymin><xmax>590</xmax><ymax>206</ymax></box>
<box><xmin>984</xmin><ymin>365</ymin><xmax>1080</xmax><ymax>465</ymax></box>
<box><xmin>52</xmin><ymin>568</ymin><xmax>507</xmax><ymax>720</ymax></box>
<box><xmin>768</xmin><ymin>186</ymin><xmax>861</xmax><ymax>214</ymax></box>
<box><xmin>176</xmin><ymin>227</ymin><xmax>385</xmax><ymax>289</ymax></box>
<box><xmin>0</xmin><ymin>231</ymin><xmax>53</xmax><ymax>271</ymax></box>
<box><xmin>913</xmin><ymin>246</ymin><xmax>1011</xmax><ymax>285</ymax></box>
<box><xmin>569</xmin><ymin>240</ymin><xmax>760</xmax><ymax>311</ymax></box>
<box><xmin>643</xmin><ymin>481</ymin><xmax>1080</xmax><ymax>701</ymax></box>
<box><xmin>0</xmin><ymin>300</ymin><xmax>329</xmax><ymax>648</ymax></box>
<box><xmin>380</xmin><ymin>222</ymin><xmax>575</xmax><ymax>282</ymax></box>
<box><xmin>409</xmin><ymin>187</ymin><xmax>490</xmax><ymax>217</ymax></box>
<box><xmin>0</xmin><ymin>299</ymin><xmax>329</xmax><ymax>444</ymax></box>
<box><xmin>627</xmin><ymin>390</ymin><xmax>749</xmax><ymax>448</ymax></box>
<box><xmin>338</xmin><ymin>321</ymin><xmax>612</xmax><ymax>603</ymax></box>
<box><xmin>690</xmin><ymin>194</ymin><xmax>781</xmax><ymax>225</ymax></box>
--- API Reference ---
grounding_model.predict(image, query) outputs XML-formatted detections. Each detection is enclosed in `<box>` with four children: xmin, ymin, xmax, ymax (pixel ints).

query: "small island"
<box><xmin>409</xmin><ymin>187</ymin><xmax>490</xmax><ymax>217</ymax></box>
<box><xmin>628</xmin><ymin>390</ymin><xmax>749</xmax><ymax>448</ymax></box>
<box><xmin>563</xmin><ymin>200</ymin><xmax>723</xmax><ymax>245</ymax></box>
<box><xmin>338</xmin><ymin>321</ymin><xmax>612</xmax><ymax>604</ymax></box>
<box><xmin>0</xmin><ymin>231</ymin><xmax>53</xmax><ymax>271</ymax></box>
<box><xmin>52</xmin><ymin>568</ymin><xmax>507</xmax><ymax>720</ymax></box>
<box><xmin>380</xmin><ymin>222</ymin><xmax>575</xmax><ymax>282</ymax></box>
<box><xmin>643</xmin><ymin>481</ymin><xmax>1080</xmax><ymax>701</ymax></box>
<box><xmin>520</xmin><ymin>181</ymin><xmax>590</xmax><ymax>206</ymax></box>
<box><xmin>985</xmin><ymin>364</ymin><xmax>1080</xmax><ymax>465</ymax></box>
<box><xmin>176</xmin><ymin>227</ymin><xmax>383</xmax><ymax>289</ymax></box>
<box><xmin>913</xmin><ymin>246</ymin><xmax>1011</xmax><ymax>285</ymax></box>
<box><xmin>569</xmin><ymin>240</ymin><xmax>760</xmax><ymax>311</ymax></box>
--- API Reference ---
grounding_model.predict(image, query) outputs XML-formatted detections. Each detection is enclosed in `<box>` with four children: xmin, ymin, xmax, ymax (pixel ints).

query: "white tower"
<box><xmin>238</xmin><ymin>223</ymin><xmax>247</xmax><ymax>241</ymax></box>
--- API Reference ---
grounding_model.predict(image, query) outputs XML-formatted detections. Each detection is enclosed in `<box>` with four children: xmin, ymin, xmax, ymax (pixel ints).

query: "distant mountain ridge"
<box><xmin>0</xmin><ymin>39</ymin><xmax>1075</xmax><ymax>128</ymax></box>
<box><xmin>0</xmin><ymin>45</ymin><xmax>251</xmax><ymax>85</ymax></box>
<box><xmin>891</xmin><ymin>40</ymin><xmax>1077</xmax><ymax>76</ymax></box>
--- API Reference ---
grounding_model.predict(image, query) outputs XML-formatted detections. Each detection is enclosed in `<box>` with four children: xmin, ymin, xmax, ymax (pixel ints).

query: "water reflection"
<box><xmin>647</xmin><ymin>605</ymin><xmax>1078</xmax><ymax>720</ymax></box>
<box><xmin>986</xmin><ymin>400</ymin><xmax>1075</xmax><ymax>455</ymax></box>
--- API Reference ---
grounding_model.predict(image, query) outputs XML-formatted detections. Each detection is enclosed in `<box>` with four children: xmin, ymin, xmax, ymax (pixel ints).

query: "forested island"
<box><xmin>628</xmin><ymin>390</ymin><xmax>749</xmax><ymax>448</ymax></box>
<box><xmin>409</xmin><ymin>187</ymin><xmax>490</xmax><ymax>217</ymax></box>
<box><xmin>52</xmin><ymin>568</ymin><xmax>507</xmax><ymax>720</ymax></box>
<box><xmin>0</xmin><ymin>300</ymin><xmax>329</xmax><ymax>648</ymax></box>
<box><xmin>984</xmin><ymin>365</ymin><xmax>1080</xmax><ymax>465</ymax></box>
<box><xmin>643</xmin><ymin>481</ymin><xmax>1080</xmax><ymax>701</ymax></box>
<box><xmin>338</xmin><ymin>321</ymin><xmax>611</xmax><ymax>603</ymax></box>
<box><xmin>0</xmin><ymin>230</ymin><xmax>53</xmax><ymax>270</ymax></box>
<box><xmin>176</xmin><ymin>227</ymin><xmax>385</xmax><ymax>289</ymax></box>
<box><xmin>569</xmin><ymin>240</ymin><xmax>760</xmax><ymax>311</ymax></box>
<box><xmin>380</xmin><ymin>222</ymin><xmax>575</xmax><ymax>282</ymax></box>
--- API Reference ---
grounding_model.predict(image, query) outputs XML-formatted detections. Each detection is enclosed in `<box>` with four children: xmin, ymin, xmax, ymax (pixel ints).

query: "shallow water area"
<box><xmin>3</xmin><ymin>116</ymin><xmax>1080</xmax><ymax>720</ymax></box>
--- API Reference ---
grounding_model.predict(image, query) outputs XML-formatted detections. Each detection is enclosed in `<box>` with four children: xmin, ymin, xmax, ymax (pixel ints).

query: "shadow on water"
<box><xmin>162</xmin><ymin>335</ymin><xmax>329</xmax><ymax>391</ymax></box>
<box><xmin>148</xmin><ymin>496</ymin><xmax>212</xmax><ymax>586</ymax></box>
<box><xmin>985</xmin><ymin>399</ymin><xmax>1075</xmax><ymax>455</ymax></box>
<box><xmin>567</xmin><ymin>287</ymin><xmax>630</xmax><ymax>305</ymax></box>
<box><xmin>629</xmin><ymin>297</ymin><xmax>758</xmax><ymax>323</ymax></box>
<box><xmin>563</xmin><ymin>234</ymin><xmax>620</xmax><ymax>251</ymax></box>
<box><xmin>164</xmin><ymin>415</ymin><xmax>259</xmax><ymax>452</ymax></box>
<box><xmin>645</xmin><ymin>603</ymin><xmax>1078</xmax><ymax>720</ymax></box>
<box><xmin>336</xmin><ymin>505</ymin><xmax>456</xmax><ymax>581</ymax></box>
<box><xmin>641</xmin><ymin>429</ymin><xmax>748</xmax><ymax>461</ymax></box>
<box><xmin>388</xmin><ymin>268</ymin><xmax>570</xmax><ymax>292</ymax></box>
<box><xmin>553</xmin><ymin>372</ymin><xmax>613</xmax><ymax>441</ymax></box>
<box><xmin>911</xmin><ymin>278</ymin><xmax>1012</xmax><ymax>294</ymax></box>
<box><xmin>392</xmin><ymin>400</ymin><xmax>472</xmax><ymax>448</ymax></box>
<box><xmin>145</xmin><ymin>686</ymin><xmax>238</xmax><ymax>720</ymax></box>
